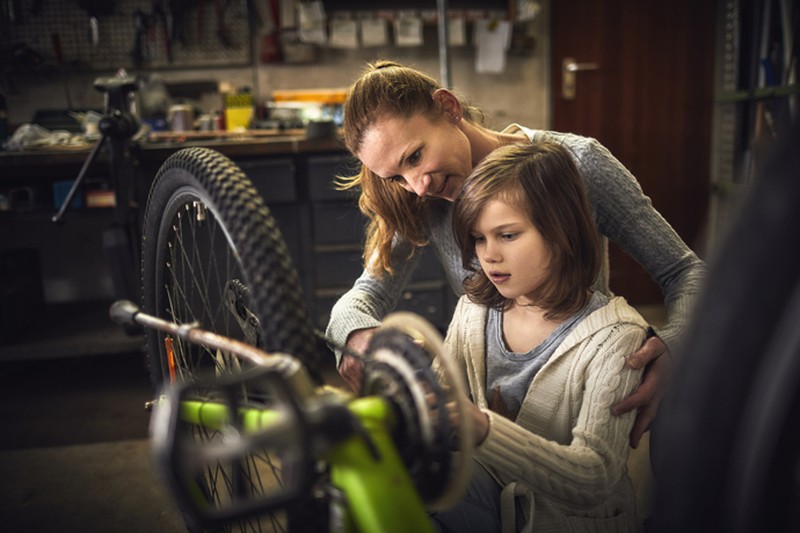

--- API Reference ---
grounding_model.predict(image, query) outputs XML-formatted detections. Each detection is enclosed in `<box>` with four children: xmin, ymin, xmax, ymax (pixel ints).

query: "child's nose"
<box><xmin>481</xmin><ymin>241</ymin><xmax>500</xmax><ymax>262</ymax></box>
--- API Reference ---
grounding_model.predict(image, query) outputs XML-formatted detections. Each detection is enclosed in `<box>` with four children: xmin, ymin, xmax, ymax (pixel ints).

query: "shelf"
<box><xmin>715</xmin><ymin>84</ymin><xmax>800</xmax><ymax>104</ymax></box>
<box><xmin>0</xmin><ymin>300</ymin><xmax>143</xmax><ymax>362</ymax></box>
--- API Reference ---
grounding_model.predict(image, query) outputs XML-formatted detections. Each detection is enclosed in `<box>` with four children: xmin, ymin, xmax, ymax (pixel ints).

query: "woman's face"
<box><xmin>471</xmin><ymin>198</ymin><xmax>552</xmax><ymax>305</ymax></box>
<box><xmin>357</xmin><ymin>112</ymin><xmax>473</xmax><ymax>202</ymax></box>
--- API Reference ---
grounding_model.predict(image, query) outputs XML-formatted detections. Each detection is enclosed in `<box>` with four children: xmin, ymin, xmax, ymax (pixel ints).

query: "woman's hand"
<box><xmin>612</xmin><ymin>334</ymin><xmax>672</xmax><ymax>448</ymax></box>
<box><xmin>338</xmin><ymin>328</ymin><xmax>375</xmax><ymax>392</ymax></box>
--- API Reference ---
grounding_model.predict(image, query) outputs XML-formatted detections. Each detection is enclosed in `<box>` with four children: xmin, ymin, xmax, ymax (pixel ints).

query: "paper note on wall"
<box><xmin>360</xmin><ymin>18</ymin><xmax>388</xmax><ymax>47</ymax></box>
<box><xmin>394</xmin><ymin>16</ymin><xmax>423</xmax><ymax>47</ymax></box>
<box><xmin>474</xmin><ymin>19</ymin><xmax>511</xmax><ymax>73</ymax></box>
<box><xmin>330</xmin><ymin>18</ymin><xmax>359</xmax><ymax>49</ymax></box>
<box><xmin>448</xmin><ymin>18</ymin><xmax>466</xmax><ymax>46</ymax></box>
<box><xmin>298</xmin><ymin>1</ymin><xmax>327</xmax><ymax>44</ymax></box>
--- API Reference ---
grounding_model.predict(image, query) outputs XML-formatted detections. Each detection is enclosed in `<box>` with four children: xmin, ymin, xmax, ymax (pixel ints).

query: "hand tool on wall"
<box><xmin>132</xmin><ymin>9</ymin><xmax>149</xmax><ymax>66</ymax></box>
<box><xmin>152</xmin><ymin>0</ymin><xmax>173</xmax><ymax>62</ymax></box>
<box><xmin>214</xmin><ymin>0</ymin><xmax>233</xmax><ymax>47</ymax></box>
<box><xmin>51</xmin><ymin>32</ymin><xmax>74</xmax><ymax>109</ymax></box>
<box><xmin>169</xmin><ymin>0</ymin><xmax>191</xmax><ymax>47</ymax></box>
<box><xmin>77</xmin><ymin>0</ymin><xmax>116</xmax><ymax>46</ymax></box>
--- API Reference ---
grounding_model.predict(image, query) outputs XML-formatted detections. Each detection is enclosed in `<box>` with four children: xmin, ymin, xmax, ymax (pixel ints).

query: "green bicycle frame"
<box><xmin>178</xmin><ymin>395</ymin><xmax>435</xmax><ymax>533</ymax></box>
<box><xmin>327</xmin><ymin>397</ymin><xmax>434</xmax><ymax>533</ymax></box>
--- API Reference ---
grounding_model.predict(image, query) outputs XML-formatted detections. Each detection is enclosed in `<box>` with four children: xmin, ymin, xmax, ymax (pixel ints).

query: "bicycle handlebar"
<box><xmin>109</xmin><ymin>299</ymin><xmax>140</xmax><ymax>327</ymax></box>
<box><xmin>112</xmin><ymin>300</ymin><xmax>319</xmax><ymax>402</ymax></box>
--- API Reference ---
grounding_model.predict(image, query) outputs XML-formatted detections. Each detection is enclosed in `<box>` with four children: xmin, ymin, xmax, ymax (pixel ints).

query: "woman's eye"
<box><xmin>389</xmin><ymin>175</ymin><xmax>405</xmax><ymax>183</ymax></box>
<box><xmin>408</xmin><ymin>149</ymin><xmax>421</xmax><ymax>165</ymax></box>
<box><xmin>501</xmin><ymin>233</ymin><xmax>517</xmax><ymax>240</ymax></box>
<box><xmin>472</xmin><ymin>235</ymin><xmax>485</xmax><ymax>244</ymax></box>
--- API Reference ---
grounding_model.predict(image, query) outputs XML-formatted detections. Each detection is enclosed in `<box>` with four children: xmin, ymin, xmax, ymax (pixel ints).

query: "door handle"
<box><xmin>562</xmin><ymin>57</ymin><xmax>600</xmax><ymax>100</ymax></box>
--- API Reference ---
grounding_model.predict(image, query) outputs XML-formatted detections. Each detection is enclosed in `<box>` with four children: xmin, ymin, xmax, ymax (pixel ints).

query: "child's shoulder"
<box><xmin>587</xmin><ymin>296</ymin><xmax>650</xmax><ymax>333</ymax></box>
<box><xmin>581</xmin><ymin>296</ymin><xmax>649</xmax><ymax>337</ymax></box>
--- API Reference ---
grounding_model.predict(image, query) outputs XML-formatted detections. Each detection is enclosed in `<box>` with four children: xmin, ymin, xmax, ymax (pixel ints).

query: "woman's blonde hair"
<box><xmin>452</xmin><ymin>142</ymin><xmax>601</xmax><ymax>319</ymax></box>
<box><xmin>337</xmin><ymin>60</ymin><xmax>479</xmax><ymax>275</ymax></box>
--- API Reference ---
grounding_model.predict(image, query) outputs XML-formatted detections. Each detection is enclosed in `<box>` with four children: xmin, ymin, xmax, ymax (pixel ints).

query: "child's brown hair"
<box><xmin>452</xmin><ymin>142</ymin><xmax>601</xmax><ymax>319</ymax></box>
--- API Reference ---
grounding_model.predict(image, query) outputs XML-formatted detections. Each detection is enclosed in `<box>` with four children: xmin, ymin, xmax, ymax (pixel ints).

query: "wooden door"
<box><xmin>551</xmin><ymin>0</ymin><xmax>715</xmax><ymax>305</ymax></box>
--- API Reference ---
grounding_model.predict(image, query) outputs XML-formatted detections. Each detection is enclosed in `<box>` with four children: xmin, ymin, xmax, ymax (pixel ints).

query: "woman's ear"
<box><xmin>433</xmin><ymin>88</ymin><xmax>462</xmax><ymax>122</ymax></box>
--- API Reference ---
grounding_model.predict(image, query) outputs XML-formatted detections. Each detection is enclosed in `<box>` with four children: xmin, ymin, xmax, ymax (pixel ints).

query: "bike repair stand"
<box><xmin>53</xmin><ymin>75</ymin><xmax>141</xmax><ymax>302</ymax></box>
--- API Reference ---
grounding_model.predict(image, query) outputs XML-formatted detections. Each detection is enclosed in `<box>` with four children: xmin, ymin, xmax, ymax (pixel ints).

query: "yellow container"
<box><xmin>224</xmin><ymin>93</ymin><xmax>254</xmax><ymax>130</ymax></box>
<box><xmin>224</xmin><ymin>107</ymin><xmax>253</xmax><ymax>131</ymax></box>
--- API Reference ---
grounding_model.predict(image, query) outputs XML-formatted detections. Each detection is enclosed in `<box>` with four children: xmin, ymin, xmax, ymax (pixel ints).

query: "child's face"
<box><xmin>471</xmin><ymin>198</ymin><xmax>552</xmax><ymax>305</ymax></box>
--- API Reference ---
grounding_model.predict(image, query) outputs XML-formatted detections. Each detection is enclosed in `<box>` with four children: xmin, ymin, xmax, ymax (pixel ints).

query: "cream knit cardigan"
<box><xmin>441</xmin><ymin>295</ymin><xmax>649</xmax><ymax>533</ymax></box>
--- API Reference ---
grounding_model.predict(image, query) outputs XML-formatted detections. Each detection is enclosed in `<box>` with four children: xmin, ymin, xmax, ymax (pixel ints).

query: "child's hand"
<box><xmin>444</xmin><ymin>398</ymin><xmax>489</xmax><ymax>447</ymax></box>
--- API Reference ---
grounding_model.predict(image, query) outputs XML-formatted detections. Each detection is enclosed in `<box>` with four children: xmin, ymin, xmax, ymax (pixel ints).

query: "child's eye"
<box><xmin>500</xmin><ymin>232</ymin><xmax>517</xmax><ymax>240</ymax></box>
<box><xmin>471</xmin><ymin>234</ymin><xmax>485</xmax><ymax>244</ymax></box>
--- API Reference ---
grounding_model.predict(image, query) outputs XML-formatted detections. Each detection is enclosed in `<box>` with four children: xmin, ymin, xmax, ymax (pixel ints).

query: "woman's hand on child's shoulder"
<box><xmin>612</xmin><ymin>335</ymin><xmax>671</xmax><ymax>448</ymax></box>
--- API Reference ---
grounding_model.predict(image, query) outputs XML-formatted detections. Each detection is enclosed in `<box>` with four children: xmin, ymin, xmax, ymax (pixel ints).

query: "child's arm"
<box><xmin>474</xmin><ymin>324</ymin><xmax>646</xmax><ymax>508</ymax></box>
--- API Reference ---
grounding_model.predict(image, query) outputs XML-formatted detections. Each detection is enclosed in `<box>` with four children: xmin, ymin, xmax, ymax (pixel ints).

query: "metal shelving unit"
<box><xmin>706</xmin><ymin>0</ymin><xmax>798</xmax><ymax>254</ymax></box>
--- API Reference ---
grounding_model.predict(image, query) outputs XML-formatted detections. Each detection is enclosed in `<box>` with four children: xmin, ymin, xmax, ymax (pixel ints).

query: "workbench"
<box><xmin>0</xmin><ymin>133</ymin><xmax>453</xmax><ymax>360</ymax></box>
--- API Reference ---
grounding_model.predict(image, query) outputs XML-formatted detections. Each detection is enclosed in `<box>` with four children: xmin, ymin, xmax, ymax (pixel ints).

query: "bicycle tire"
<box><xmin>141</xmin><ymin>147</ymin><xmax>320</xmax><ymax>386</ymax></box>
<box><xmin>140</xmin><ymin>147</ymin><xmax>320</xmax><ymax>533</ymax></box>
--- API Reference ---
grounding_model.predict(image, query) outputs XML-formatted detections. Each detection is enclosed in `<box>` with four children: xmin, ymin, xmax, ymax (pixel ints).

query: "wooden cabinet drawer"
<box><xmin>269</xmin><ymin>205</ymin><xmax>303</xmax><ymax>268</ymax></box>
<box><xmin>312</xmin><ymin>203</ymin><xmax>365</xmax><ymax>244</ymax></box>
<box><xmin>411</xmin><ymin>246</ymin><xmax>444</xmax><ymax>282</ymax></box>
<box><xmin>308</xmin><ymin>155</ymin><xmax>357</xmax><ymax>201</ymax></box>
<box><xmin>237</xmin><ymin>158</ymin><xmax>297</xmax><ymax>204</ymax></box>
<box><xmin>313</xmin><ymin>250</ymin><xmax>363</xmax><ymax>287</ymax></box>
<box><xmin>312</xmin><ymin>284</ymin><xmax>448</xmax><ymax>332</ymax></box>
<box><xmin>396</xmin><ymin>285</ymin><xmax>447</xmax><ymax>326</ymax></box>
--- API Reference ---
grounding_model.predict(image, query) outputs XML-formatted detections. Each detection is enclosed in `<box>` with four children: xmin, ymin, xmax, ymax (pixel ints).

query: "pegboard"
<box><xmin>3</xmin><ymin>0</ymin><xmax>252</xmax><ymax>71</ymax></box>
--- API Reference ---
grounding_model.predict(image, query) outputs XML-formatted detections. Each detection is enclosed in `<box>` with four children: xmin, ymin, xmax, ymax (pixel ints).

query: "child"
<box><xmin>434</xmin><ymin>142</ymin><xmax>649</xmax><ymax>532</ymax></box>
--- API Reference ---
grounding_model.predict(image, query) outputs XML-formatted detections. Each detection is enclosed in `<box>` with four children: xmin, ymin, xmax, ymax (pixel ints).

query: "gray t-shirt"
<box><xmin>485</xmin><ymin>292</ymin><xmax>609</xmax><ymax>420</ymax></box>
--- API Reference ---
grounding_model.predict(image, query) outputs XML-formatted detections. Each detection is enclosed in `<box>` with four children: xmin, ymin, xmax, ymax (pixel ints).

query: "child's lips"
<box><xmin>489</xmin><ymin>271</ymin><xmax>510</xmax><ymax>284</ymax></box>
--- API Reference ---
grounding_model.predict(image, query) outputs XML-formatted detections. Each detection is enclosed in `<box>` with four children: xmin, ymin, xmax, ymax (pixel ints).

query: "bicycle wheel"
<box><xmin>141</xmin><ymin>147</ymin><xmax>320</xmax><ymax>532</ymax></box>
<box><xmin>142</xmin><ymin>147</ymin><xmax>320</xmax><ymax>384</ymax></box>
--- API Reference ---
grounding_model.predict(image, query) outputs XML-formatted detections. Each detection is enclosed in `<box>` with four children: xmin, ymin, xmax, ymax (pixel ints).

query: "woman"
<box><xmin>432</xmin><ymin>141</ymin><xmax>647</xmax><ymax>532</ymax></box>
<box><xmin>326</xmin><ymin>60</ymin><xmax>706</xmax><ymax>447</ymax></box>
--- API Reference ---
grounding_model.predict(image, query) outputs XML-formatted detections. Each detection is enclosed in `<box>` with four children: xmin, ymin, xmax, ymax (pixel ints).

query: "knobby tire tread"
<box><xmin>141</xmin><ymin>147</ymin><xmax>320</xmax><ymax>387</ymax></box>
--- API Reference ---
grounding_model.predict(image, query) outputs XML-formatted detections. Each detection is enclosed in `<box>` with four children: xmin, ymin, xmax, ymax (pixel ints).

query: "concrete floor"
<box><xmin>0</xmin><ymin>351</ymin><xmax>186</xmax><ymax>533</ymax></box>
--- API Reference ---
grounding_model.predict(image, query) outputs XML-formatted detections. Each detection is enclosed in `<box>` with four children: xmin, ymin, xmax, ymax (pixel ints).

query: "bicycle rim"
<box><xmin>141</xmin><ymin>147</ymin><xmax>318</xmax><ymax>532</ymax></box>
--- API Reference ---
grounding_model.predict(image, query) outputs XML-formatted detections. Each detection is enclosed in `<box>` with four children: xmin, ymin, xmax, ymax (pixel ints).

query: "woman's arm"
<box><xmin>325</xmin><ymin>238</ymin><xmax>421</xmax><ymax>369</ymax></box>
<box><xmin>572</xmin><ymin>135</ymin><xmax>706</xmax><ymax>445</ymax></box>
<box><xmin>576</xmin><ymin>137</ymin><xmax>706</xmax><ymax>355</ymax></box>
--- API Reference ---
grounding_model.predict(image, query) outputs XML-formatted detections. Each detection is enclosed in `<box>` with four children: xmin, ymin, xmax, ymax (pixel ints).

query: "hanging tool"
<box><xmin>51</xmin><ymin>32</ymin><xmax>74</xmax><ymax>109</ymax></box>
<box><xmin>152</xmin><ymin>0</ymin><xmax>173</xmax><ymax>62</ymax></box>
<box><xmin>132</xmin><ymin>9</ymin><xmax>150</xmax><ymax>66</ymax></box>
<box><xmin>78</xmin><ymin>0</ymin><xmax>116</xmax><ymax>47</ymax></box>
<box><xmin>214</xmin><ymin>0</ymin><xmax>233</xmax><ymax>47</ymax></box>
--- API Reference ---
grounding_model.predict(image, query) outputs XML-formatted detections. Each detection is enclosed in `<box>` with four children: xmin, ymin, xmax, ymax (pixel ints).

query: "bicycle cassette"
<box><xmin>361</xmin><ymin>312</ymin><xmax>473</xmax><ymax>510</ymax></box>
